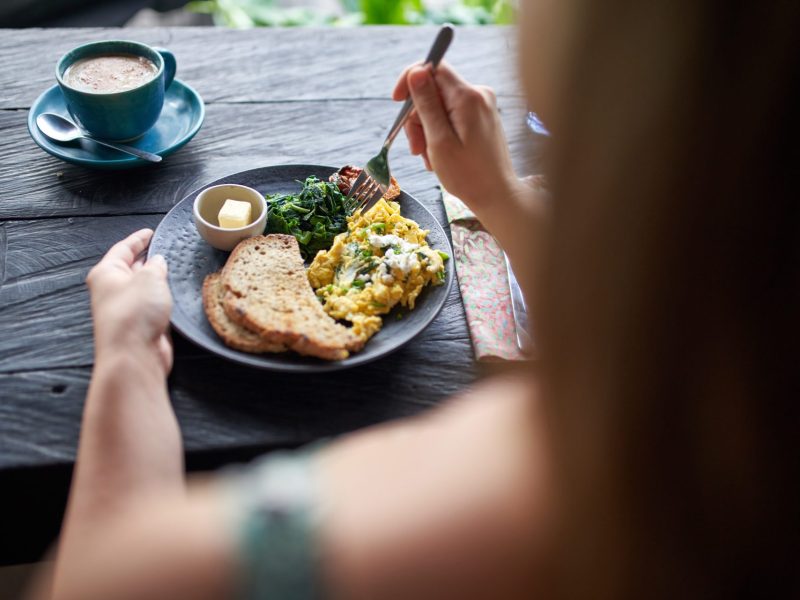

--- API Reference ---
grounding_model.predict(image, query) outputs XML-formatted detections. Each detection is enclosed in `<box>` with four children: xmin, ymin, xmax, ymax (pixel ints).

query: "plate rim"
<box><xmin>26</xmin><ymin>79</ymin><xmax>205</xmax><ymax>169</ymax></box>
<box><xmin>149</xmin><ymin>164</ymin><xmax>455</xmax><ymax>373</ymax></box>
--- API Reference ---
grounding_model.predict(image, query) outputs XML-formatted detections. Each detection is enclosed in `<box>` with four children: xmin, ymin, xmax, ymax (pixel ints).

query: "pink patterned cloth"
<box><xmin>443</xmin><ymin>177</ymin><xmax>547</xmax><ymax>361</ymax></box>
<box><xmin>442</xmin><ymin>188</ymin><xmax>525</xmax><ymax>361</ymax></box>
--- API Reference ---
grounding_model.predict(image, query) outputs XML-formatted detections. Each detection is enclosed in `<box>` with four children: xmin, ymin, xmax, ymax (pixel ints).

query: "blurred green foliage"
<box><xmin>187</xmin><ymin>0</ymin><xmax>515</xmax><ymax>27</ymax></box>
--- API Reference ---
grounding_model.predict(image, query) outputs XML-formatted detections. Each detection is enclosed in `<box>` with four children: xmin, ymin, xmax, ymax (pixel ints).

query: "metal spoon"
<box><xmin>36</xmin><ymin>113</ymin><xmax>162</xmax><ymax>163</ymax></box>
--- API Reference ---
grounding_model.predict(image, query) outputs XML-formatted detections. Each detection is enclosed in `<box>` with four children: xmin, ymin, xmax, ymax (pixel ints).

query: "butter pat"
<box><xmin>218</xmin><ymin>199</ymin><xmax>252</xmax><ymax>229</ymax></box>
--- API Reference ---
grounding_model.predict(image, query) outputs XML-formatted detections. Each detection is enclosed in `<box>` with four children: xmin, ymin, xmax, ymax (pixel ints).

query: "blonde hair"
<box><xmin>535</xmin><ymin>1</ymin><xmax>800</xmax><ymax>597</ymax></box>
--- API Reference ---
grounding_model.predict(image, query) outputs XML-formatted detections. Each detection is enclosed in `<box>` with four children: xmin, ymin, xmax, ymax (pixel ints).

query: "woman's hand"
<box><xmin>86</xmin><ymin>228</ymin><xmax>173</xmax><ymax>374</ymax></box>
<box><xmin>394</xmin><ymin>62</ymin><xmax>548</xmax><ymax>305</ymax></box>
<box><xmin>393</xmin><ymin>62</ymin><xmax>526</xmax><ymax>218</ymax></box>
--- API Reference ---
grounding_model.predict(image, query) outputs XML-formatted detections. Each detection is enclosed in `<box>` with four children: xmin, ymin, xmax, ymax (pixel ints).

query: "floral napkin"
<box><xmin>441</xmin><ymin>180</ymin><xmax>544</xmax><ymax>361</ymax></box>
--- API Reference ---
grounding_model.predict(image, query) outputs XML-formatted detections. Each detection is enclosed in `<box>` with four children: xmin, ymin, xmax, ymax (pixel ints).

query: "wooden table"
<box><xmin>0</xmin><ymin>26</ymin><xmax>532</xmax><ymax>565</ymax></box>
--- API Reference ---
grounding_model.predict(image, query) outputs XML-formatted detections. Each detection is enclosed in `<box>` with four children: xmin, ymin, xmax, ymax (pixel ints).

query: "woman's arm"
<box><xmin>318</xmin><ymin>374</ymin><xmax>549</xmax><ymax>599</ymax></box>
<box><xmin>42</xmin><ymin>230</ymin><xmax>185</xmax><ymax>598</ymax></box>
<box><xmin>30</xmin><ymin>373</ymin><xmax>546</xmax><ymax>600</ymax></box>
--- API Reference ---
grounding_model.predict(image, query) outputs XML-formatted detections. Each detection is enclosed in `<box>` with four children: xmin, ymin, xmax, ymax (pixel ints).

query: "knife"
<box><xmin>503</xmin><ymin>252</ymin><xmax>534</xmax><ymax>355</ymax></box>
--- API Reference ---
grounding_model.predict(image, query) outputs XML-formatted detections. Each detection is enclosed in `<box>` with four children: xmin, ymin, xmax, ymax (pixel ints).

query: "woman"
<box><xmin>30</xmin><ymin>0</ymin><xmax>799</xmax><ymax>597</ymax></box>
<box><xmin>32</xmin><ymin>62</ymin><xmax>546</xmax><ymax>600</ymax></box>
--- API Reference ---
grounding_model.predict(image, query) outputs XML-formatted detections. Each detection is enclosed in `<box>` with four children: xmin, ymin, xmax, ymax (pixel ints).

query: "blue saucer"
<box><xmin>27</xmin><ymin>80</ymin><xmax>204</xmax><ymax>169</ymax></box>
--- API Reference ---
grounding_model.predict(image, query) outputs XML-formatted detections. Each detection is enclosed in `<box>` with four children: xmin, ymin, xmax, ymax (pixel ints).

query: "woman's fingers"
<box><xmin>131</xmin><ymin>245</ymin><xmax>151</xmax><ymax>273</ymax></box>
<box><xmin>136</xmin><ymin>255</ymin><xmax>170</xmax><ymax>305</ymax></box>
<box><xmin>87</xmin><ymin>229</ymin><xmax>153</xmax><ymax>289</ymax></box>
<box><xmin>475</xmin><ymin>85</ymin><xmax>498</xmax><ymax>107</ymax></box>
<box><xmin>157</xmin><ymin>333</ymin><xmax>173</xmax><ymax>374</ymax></box>
<box><xmin>394</xmin><ymin>60</ymin><xmax>465</xmax><ymax>102</ymax></box>
<box><xmin>430</xmin><ymin>62</ymin><xmax>472</xmax><ymax>107</ymax></box>
<box><xmin>102</xmin><ymin>229</ymin><xmax>153</xmax><ymax>269</ymax></box>
<box><xmin>395</xmin><ymin>61</ymin><xmax>474</xmax><ymax>170</ymax></box>
<box><xmin>407</xmin><ymin>66</ymin><xmax>458</xmax><ymax>147</ymax></box>
<box><xmin>134</xmin><ymin>256</ymin><xmax>173</xmax><ymax>334</ymax></box>
<box><xmin>392</xmin><ymin>60</ymin><xmax>423</xmax><ymax>101</ymax></box>
<box><xmin>403</xmin><ymin>112</ymin><xmax>427</xmax><ymax>156</ymax></box>
<box><xmin>144</xmin><ymin>254</ymin><xmax>168</xmax><ymax>278</ymax></box>
<box><xmin>392</xmin><ymin>59</ymin><xmax>518</xmax><ymax>225</ymax></box>
<box><xmin>429</xmin><ymin>61</ymin><xmax>468</xmax><ymax>89</ymax></box>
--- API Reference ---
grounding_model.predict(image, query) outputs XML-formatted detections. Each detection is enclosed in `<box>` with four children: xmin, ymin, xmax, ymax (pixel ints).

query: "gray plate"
<box><xmin>149</xmin><ymin>164</ymin><xmax>454</xmax><ymax>372</ymax></box>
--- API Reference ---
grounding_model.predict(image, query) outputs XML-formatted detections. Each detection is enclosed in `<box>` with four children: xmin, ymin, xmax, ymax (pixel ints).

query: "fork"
<box><xmin>348</xmin><ymin>24</ymin><xmax>454</xmax><ymax>212</ymax></box>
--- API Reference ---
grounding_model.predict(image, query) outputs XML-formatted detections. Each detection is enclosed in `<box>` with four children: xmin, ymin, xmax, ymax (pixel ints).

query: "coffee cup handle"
<box><xmin>155</xmin><ymin>48</ymin><xmax>176</xmax><ymax>89</ymax></box>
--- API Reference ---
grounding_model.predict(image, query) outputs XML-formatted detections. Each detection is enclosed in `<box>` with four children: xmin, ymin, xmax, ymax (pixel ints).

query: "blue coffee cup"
<box><xmin>56</xmin><ymin>40</ymin><xmax>176</xmax><ymax>141</ymax></box>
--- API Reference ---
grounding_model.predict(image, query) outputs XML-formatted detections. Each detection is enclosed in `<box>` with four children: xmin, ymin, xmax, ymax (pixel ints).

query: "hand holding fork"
<box><xmin>347</xmin><ymin>25</ymin><xmax>454</xmax><ymax>212</ymax></box>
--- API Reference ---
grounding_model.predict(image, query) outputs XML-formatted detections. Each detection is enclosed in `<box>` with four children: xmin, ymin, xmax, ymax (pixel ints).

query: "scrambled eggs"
<box><xmin>307</xmin><ymin>199</ymin><xmax>447</xmax><ymax>340</ymax></box>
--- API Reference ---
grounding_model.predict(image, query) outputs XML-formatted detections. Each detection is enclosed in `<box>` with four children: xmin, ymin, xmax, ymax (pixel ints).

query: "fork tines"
<box><xmin>348</xmin><ymin>171</ymin><xmax>387</xmax><ymax>213</ymax></box>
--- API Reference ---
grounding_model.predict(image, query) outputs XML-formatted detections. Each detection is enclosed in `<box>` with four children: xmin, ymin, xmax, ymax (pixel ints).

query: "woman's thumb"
<box><xmin>407</xmin><ymin>66</ymin><xmax>456</xmax><ymax>145</ymax></box>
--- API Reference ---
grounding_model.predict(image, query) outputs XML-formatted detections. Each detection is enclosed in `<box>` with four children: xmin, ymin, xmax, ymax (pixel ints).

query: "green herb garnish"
<box><xmin>356</xmin><ymin>260</ymin><xmax>377</xmax><ymax>276</ymax></box>
<box><xmin>437</xmin><ymin>250</ymin><xmax>450</xmax><ymax>262</ymax></box>
<box><xmin>266</xmin><ymin>176</ymin><xmax>357</xmax><ymax>259</ymax></box>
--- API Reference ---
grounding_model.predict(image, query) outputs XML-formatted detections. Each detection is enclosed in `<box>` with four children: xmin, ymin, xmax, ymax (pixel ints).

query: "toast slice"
<box><xmin>221</xmin><ymin>234</ymin><xmax>364</xmax><ymax>360</ymax></box>
<box><xmin>202</xmin><ymin>272</ymin><xmax>286</xmax><ymax>354</ymax></box>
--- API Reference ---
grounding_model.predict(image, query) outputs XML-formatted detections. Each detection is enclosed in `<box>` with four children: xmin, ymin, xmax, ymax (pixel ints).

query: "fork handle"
<box><xmin>383</xmin><ymin>25</ymin><xmax>455</xmax><ymax>147</ymax></box>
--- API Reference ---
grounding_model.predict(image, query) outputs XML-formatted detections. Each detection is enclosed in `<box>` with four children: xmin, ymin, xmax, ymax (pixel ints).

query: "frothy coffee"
<box><xmin>64</xmin><ymin>54</ymin><xmax>158</xmax><ymax>94</ymax></box>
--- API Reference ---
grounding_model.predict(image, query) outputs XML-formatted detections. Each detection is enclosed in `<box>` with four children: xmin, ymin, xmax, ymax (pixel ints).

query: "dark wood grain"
<box><xmin>0</xmin><ymin>26</ymin><xmax>529</xmax><ymax>565</ymax></box>
<box><xmin>1</xmin><ymin>306</ymin><xmax>474</xmax><ymax>471</ymax></box>
<box><xmin>0</xmin><ymin>321</ymin><xmax>476</xmax><ymax>564</ymax></box>
<box><xmin>0</xmin><ymin>27</ymin><xmax>521</xmax><ymax>110</ymax></box>
<box><xmin>0</xmin><ymin>97</ymin><xmax>533</xmax><ymax>220</ymax></box>
<box><xmin>0</xmin><ymin>214</ymin><xmax>162</xmax><ymax>372</ymax></box>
